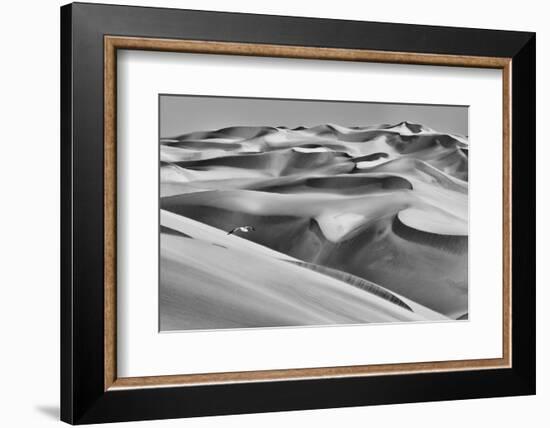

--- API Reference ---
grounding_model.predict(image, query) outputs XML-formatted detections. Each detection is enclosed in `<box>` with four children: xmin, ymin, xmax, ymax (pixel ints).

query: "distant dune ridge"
<box><xmin>159</xmin><ymin>121</ymin><xmax>468</xmax><ymax>331</ymax></box>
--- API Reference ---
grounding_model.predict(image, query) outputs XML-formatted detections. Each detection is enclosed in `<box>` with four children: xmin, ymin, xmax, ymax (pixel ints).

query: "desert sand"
<box><xmin>160</xmin><ymin>121</ymin><xmax>469</xmax><ymax>330</ymax></box>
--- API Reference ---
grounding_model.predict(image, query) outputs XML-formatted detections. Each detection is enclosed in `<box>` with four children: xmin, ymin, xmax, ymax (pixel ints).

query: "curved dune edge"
<box><xmin>287</xmin><ymin>260</ymin><xmax>414</xmax><ymax>312</ymax></box>
<box><xmin>393</xmin><ymin>213</ymin><xmax>467</xmax><ymax>254</ymax></box>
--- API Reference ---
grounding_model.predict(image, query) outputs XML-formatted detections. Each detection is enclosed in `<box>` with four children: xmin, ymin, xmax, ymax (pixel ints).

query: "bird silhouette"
<box><xmin>227</xmin><ymin>226</ymin><xmax>256</xmax><ymax>235</ymax></box>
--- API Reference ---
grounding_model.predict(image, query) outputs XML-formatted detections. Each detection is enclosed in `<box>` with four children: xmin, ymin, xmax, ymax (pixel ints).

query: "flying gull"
<box><xmin>227</xmin><ymin>226</ymin><xmax>256</xmax><ymax>235</ymax></box>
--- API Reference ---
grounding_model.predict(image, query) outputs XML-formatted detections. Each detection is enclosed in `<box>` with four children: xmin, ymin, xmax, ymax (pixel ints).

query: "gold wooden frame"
<box><xmin>104</xmin><ymin>35</ymin><xmax>512</xmax><ymax>391</ymax></box>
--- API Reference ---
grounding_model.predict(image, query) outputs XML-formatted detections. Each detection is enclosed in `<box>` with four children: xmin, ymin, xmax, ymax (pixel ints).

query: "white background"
<box><xmin>118</xmin><ymin>51</ymin><xmax>502</xmax><ymax>377</ymax></box>
<box><xmin>0</xmin><ymin>0</ymin><xmax>546</xmax><ymax>427</ymax></box>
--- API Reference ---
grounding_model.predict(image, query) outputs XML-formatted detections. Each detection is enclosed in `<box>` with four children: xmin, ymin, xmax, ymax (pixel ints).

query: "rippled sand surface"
<box><xmin>160</xmin><ymin>122</ymin><xmax>468</xmax><ymax>331</ymax></box>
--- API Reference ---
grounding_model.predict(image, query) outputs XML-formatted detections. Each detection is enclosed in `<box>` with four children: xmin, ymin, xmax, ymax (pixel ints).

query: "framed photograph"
<box><xmin>60</xmin><ymin>2</ymin><xmax>536</xmax><ymax>424</ymax></box>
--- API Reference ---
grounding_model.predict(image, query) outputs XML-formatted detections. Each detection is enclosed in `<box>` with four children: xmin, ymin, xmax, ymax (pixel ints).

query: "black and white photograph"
<box><xmin>159</xmin><ymin>95</ymin><xmax>469</xmax><ymax>331</ymax></box>
<box><xmin>0</xmin><ymin>0</ymin><xmax>541</xmax><ymax>426</ymax></box>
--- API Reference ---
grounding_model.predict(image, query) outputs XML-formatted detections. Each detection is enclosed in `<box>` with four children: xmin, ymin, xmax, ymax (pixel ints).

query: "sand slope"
<box><xmin>160</xmin><ymin>210</ymin><xmax>446</xmax><ymax>330</ymax></box>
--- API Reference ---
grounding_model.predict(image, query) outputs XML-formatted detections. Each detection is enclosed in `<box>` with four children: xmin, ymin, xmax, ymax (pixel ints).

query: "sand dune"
<box><xmin>160</xmin><ymin>211</ymin><xmax>446</xmax><ymax>330</ymax></box>
<box><xmin>160</xmin><ymin>122</ymin><xmax>468</xmax><ymax>327</ymax></box>
<box><xmin>169</xmin><ymin>148</ymin><xmax>354</xmax><ymax>177</ymax></box>
<box><xmin>162</xmin><ymin>122</ymin><xmax>467</xmax><ymax>170</ymax></box>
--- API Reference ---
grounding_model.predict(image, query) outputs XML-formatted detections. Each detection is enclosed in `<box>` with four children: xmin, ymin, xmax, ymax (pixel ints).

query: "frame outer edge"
<box><xmin>63</xmin><ymin>3</ymin><xmax>536</xmax><ymax>423</ymax></box>
<box><xmin>60</xmin><ymin>3</ymin><xmax>75</xmax><ymax>424</ymax></box>
<box><xmin>510</xmin><ymin>33</ymin><xmax>536</xmax><ymax>392</ymax></box>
